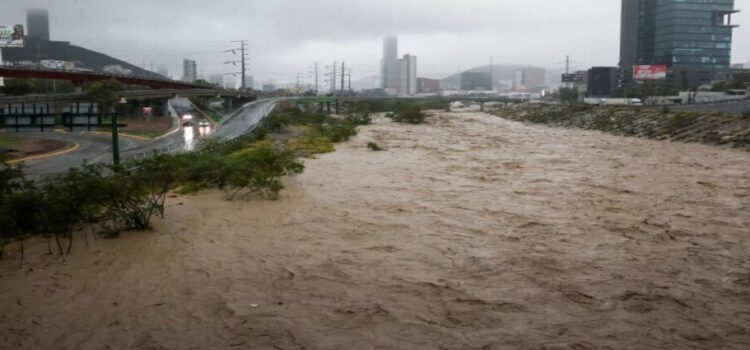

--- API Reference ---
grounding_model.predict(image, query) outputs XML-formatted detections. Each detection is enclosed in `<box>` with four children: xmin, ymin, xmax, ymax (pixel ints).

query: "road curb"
<box><xmin>7</xmin><ymin>141</ymin><xmax>81</xmax><ymax>164</ymax></box>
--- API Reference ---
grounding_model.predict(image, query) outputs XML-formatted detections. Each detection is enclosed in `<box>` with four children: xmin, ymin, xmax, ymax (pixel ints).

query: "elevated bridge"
<box><xmin>0</xmin><ymin>89</ymin><xmax>256</xmax><ymax>105</ymax></box>
<box><xmin>0</xmin><ymin>65</ymin><xmax>207</xmax><ymax>90</ymax></box>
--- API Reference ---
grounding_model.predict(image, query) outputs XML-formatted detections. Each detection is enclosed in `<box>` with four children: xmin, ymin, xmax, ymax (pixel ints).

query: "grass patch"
<box><xmin>0</xmin><ymin>135</ymin><xmax>20</xmax><ymax>148</ymax></box>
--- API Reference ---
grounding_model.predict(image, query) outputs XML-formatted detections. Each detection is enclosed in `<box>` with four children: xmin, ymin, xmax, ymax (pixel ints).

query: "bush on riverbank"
<box><xmin>386</xmin><ymin>103</ymin><xmax>427</xmax><ymax>124</ymax></box>
<box><xmin>258</xmin><ymin>107</ymin><xmax>370</xmax><ymax>156</ymax></box>
<box><xmin>0</xmin><ymin>104</ymin><xmax>382</xmax><ymax>263</ymax></box>
<box><xmin>0</xmin><ymin>131</ymin><xmax>306</xmax><ymax>262</ymax></box>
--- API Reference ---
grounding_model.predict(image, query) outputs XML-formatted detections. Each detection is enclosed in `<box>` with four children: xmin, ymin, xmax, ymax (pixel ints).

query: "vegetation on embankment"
<box><xmin>493</xmin><ymin>104</ymin><xmax>750</xmax><ymax>150</ymax></box>
<box><xmin>0</xmin><ymin>103</ymin><xmax>378</xmax><ymax>265</ymax></box>
<box><xmin>256</xmin><ymin>105</ymin><xmax>372</xmax><ymax>157</ymax></box>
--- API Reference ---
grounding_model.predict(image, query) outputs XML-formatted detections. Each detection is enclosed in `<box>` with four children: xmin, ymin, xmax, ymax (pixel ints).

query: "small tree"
<box><xmin>388</xmin><ymin>103</ymin><xmax>426</xmax><ymax>124</ymax></box>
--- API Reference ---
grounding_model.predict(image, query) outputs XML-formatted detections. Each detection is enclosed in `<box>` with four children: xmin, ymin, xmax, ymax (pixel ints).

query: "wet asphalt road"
<box><xmin>17</xmin><ymin>98</ymin><xmax>277</xmax><ymax>178</ymax></box>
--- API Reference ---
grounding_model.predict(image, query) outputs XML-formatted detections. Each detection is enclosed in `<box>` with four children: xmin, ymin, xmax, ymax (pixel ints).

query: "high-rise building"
<box><xmin>26</xmin><ymin>9</ymin><xmax>50</xmax><ymax>41</ymax></box>
<box><xmin>620</xmin><ymin>0</ymin><xmax>738</xmax><ymax>86</ymax></box>
<box><xmin>380</xmin><ymin>35</ymin><xmax>400</xmax><ymax>95</ymax></box>
<box><xmin>182</xmin><ymin>59</ymin><xmax>197</xmax><ymax>82</ymax></box>
<box><xmin>399</xmin><ymin>54</ymin><xmax>417</xmax><ymax>96</ymax></box>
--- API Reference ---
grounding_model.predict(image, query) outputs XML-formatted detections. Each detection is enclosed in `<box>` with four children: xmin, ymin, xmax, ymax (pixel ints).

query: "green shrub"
<box><xmin>388</xmin><ymin>103</ymin><xmax>426</xmax><ymax>124</ymax></box>
<box><xmin>225</xmin><ymin>144</ymin><xmax>305</xmax><ymax>199</ymax></box>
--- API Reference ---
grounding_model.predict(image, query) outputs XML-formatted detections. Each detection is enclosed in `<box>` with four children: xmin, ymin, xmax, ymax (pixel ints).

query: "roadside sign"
<box><xmin>0</xmin><ymin>25</ymin><xmax>24</xmax><ymax>48</ymax></box>
<box><xmin>633</xmin><ymin>65</ymin><xmax>667</xmax><ymax>80</ymax></box>
<box><xmin>142</xmin><ymin>107</ymin><xmax>153</xmax><ymax>121</ymax></box>
<box><xmin>562</xmin><ymin>72</ymin><xmax>585</xmax><ymax>83</ymax></box>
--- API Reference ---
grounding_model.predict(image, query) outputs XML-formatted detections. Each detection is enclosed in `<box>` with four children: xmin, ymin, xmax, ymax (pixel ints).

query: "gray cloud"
<box><xmin>2</xmin><ymin>0</ymin><xmax>749</xmax><ymax>85</ymax></box>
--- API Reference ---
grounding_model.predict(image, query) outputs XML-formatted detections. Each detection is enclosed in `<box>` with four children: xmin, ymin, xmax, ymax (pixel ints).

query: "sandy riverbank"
<box><xmin>1</xmin><ymin>111</ymin><xmax>749</xmax><ymax>349</ymax></box>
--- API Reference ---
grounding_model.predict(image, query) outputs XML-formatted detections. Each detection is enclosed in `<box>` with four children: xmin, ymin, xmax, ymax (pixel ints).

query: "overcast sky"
<box><xmin>2</xmin><ymin>0</ymin><xmax>750</xmax><ymax>85</ymax></box>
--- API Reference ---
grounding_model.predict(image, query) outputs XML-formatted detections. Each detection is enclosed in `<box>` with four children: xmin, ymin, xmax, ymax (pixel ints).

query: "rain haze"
<box><xmin>3</xmin><ymin>1</ymin><xmax>750</xmax><ymax>349</ymax></box>
<box><xmin>2</xmin><ymin>0</ymin><xmax>750</xmax><ymax>85</ymax></box>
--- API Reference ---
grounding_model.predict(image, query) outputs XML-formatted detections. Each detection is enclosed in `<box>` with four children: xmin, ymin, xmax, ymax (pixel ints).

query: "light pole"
<box><xmin>111</xmin><ymin>97</ymin><xmax>127</xmax><ymax>165</ymax></box>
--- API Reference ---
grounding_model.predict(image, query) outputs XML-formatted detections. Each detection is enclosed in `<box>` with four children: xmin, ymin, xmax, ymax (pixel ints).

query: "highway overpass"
<box><xmin>0</xmin><ymin>65</ymin><xmax>207</xmax><ymax>90</ymax></box>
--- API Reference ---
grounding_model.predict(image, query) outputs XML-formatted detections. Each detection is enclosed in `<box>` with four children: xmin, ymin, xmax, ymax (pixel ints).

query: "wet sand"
<box><xmin>2</xmin><ymin>111</ymin><xmax>750</xmax><ymax>349</ymax></box>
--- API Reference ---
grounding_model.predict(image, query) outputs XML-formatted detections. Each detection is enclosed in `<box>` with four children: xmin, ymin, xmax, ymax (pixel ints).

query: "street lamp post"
<box><xmin>111</xmin><ymin>97</ymin><xmax>127</xmax><ymax>165</ymax></box>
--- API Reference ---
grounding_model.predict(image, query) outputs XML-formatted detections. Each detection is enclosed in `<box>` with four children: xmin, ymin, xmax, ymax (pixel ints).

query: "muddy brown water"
<box><xmin>1</xmin><ymin>112</ymin><xmax>749</xmax><ymax>349</ymax></box>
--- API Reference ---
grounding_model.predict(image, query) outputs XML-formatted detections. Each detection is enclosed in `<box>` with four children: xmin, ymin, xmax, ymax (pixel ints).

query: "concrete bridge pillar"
<box><xmin>326</xmin><ymin>102</ymin><xmax>332</xmax><ymax>114</ymax></box>
<box><xmin>480</xmin><ymin>101</ymin><xmax>485</xmax><ymax>112</ymax></box>
<box><xmin>72</xmin><ymin>80</ymin><xmax>84</xmax><ymax>94</ymax></box>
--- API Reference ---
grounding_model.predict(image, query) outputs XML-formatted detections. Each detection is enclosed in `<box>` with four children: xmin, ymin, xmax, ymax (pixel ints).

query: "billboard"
<box><xmin>562</xmin><ymin>72</ymin><xmax>585</xmax><ymax>83</ymax></box>
<box><xmin>0</xmin><ymin>25</ymin><xmax>24</xmax><ymax>48</ymax></box>
<box><xmin>633</xmin><ymin>65</ymin><xmax>667</xmax><ymax>80</ymax></box>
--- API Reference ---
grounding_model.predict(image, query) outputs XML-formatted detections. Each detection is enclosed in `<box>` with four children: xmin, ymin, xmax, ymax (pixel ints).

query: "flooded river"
<box><xmin>1</xmin><ymin>111</ymin><xmax>749</xmax><ymax>349</ymax></box>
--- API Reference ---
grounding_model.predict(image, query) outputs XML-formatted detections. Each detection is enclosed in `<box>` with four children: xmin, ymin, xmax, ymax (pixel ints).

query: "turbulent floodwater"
<box><xmin>1</xmin><ymin>111</ymin><xmax>749</xmax><ymax>349</ymax></box>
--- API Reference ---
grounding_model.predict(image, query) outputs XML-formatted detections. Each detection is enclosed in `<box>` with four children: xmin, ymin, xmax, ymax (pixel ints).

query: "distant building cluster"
<box><xmin>380</xmin><ymin>36</ymin><xmax>418</xmax><ymax>96</ymax></box>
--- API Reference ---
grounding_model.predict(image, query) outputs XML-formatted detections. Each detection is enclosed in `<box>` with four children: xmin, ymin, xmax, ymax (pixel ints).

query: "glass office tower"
<box><xmin>621</xmin><ymin>0</ymin><xmax>738</xmax><ymax>70</ymax></box>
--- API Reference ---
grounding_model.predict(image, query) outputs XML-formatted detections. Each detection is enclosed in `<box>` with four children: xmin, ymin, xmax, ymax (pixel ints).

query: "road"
<box><xmin>212</xmin><ymin>98</ymin><xmax>279</xmax><ymax>140</ymax></box>
<box><xmin>672</xmin><ymin>99</ymin><xmax>750</xmax><ymax>115</ymax></box>
<box><xmin>18</xmin><ymin>97</ymin><xmax>275</xmax><ymax>178</ymax></box>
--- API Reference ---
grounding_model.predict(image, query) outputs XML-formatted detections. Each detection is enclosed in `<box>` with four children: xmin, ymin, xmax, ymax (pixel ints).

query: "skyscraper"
<box><xmin>380</xmin><ymin>35</ymin><xmax>400</xmax><ymax>94</ymax></box>
<box><xmin>620</xmin><ymin>0</ymin><xmax>738</xmax><ymax>85</ymax></box>
<box><xmin>183</xmin><ymin>59</ymin><xmax>197</xmax><ymax>82</ymax></box>
<box><xmin>399</xmin><ymin>54</ymin><xmax>417</xmax><ymax>96</ymax></box>
<box><xmin>26</xmin><ymin>9</ymin><xmax>50</xmax><ymax>41</ymax></box>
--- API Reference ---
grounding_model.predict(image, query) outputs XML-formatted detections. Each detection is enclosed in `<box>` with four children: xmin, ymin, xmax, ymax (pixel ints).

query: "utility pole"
<box><xmin>326</xmin><ymin>61</ymin><xmax>337</xmax><ymax>94</ymax></box>
<box><xmin>314</xmin><ymin>62</ymin><xmax>319</xmax><ymax>94</ymax></box>
<box><xmin>225</xmin><ymin>40</ymin><xmax>248</xmax><ymax>90</ymax></box>
<box><xmin>341</xmin><ymin>62</ymin><xmax>346</xmax><ymax>92</ymax></box>
<box><xmin>348</xmin><ymin>69</ymin><xmax>352</xmax><ymax>93</ymax></box>
<box><xmin>564</xmin><ymin>55</ymin><xmax>571</xmax><ymax>89</ymax></box>
<box><xmin>490</xmin><ymin>56</ymin><xmax>494</xmax><ymax>91</ymax></box>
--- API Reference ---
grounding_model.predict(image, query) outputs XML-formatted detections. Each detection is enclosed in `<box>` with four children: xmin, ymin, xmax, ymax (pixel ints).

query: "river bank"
<box><xmin>1</xmin><ymin>111</ymin><xmax>749</xmax><ymax>349</ymax></box>
<box><xmin>494</xmin><ymin>104</ymin><xmax>750</xmax><ymax>151</ymax></box>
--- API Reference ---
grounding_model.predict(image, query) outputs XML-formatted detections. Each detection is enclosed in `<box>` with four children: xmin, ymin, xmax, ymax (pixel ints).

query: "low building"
<box><xmin>460</xmin><ymin>71</ymin><xmax>492</xmax><ymax>91</ymax></box>
<box><xmin>515</xmin><ymin>67</ymin><xmax>546</xmax><ymax>92</ymax></box>
<box><xmin>587</xmin><ymin>67</ymin><xmax>628</xmax><ymax>98</ymax></box>
<box><xmin>416</xmin><ymin>78</ymin><xmax>440</xmax><ymax>94</ymax></box>
<box><xmin>262</xmin><ymin>83</ymin><xmax>276</xmax><ymax>92</ymax></box>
